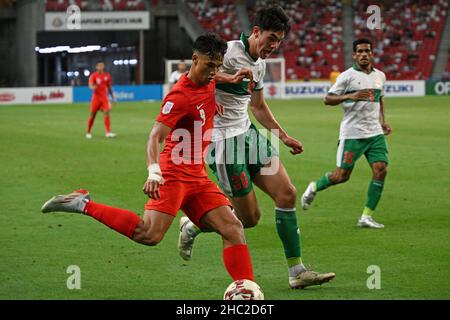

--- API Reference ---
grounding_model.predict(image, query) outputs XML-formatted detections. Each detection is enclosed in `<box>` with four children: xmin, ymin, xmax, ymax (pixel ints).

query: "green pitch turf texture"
<box><xmin>0</xmin><ymin>96</ymin><xmax>449</xmax><ymax>300</ymax></box>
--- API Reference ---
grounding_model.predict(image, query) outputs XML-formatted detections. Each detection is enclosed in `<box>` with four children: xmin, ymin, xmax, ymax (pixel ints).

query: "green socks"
<box><xmin>275</xmin><ymin>208</ymin><xmax>302</xmax><ymax>273</ymax></box>
<box><xmin>365</xmin><ymin>179</ymin><xmax>384</xmax><ymax>212</ymax></box>
<box><xmin>314</xmin><ymin>173</ymin><xmax>384</xmax><ymax>218</ymax></box>
<box><xmin>316</xmin><ymin>172</ymin><xmax>332</xmax><ymax>191</ymax></box>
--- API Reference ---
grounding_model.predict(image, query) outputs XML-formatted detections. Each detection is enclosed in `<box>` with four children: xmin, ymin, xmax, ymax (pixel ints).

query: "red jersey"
<box><xmin>156</xmin><ymin>74</ymin><xmax>216</xmax><ymax>181</ymax></box>
<box><xmin>89</xmin><ymin>71</ymin><xmax>111</xmax><ymax>99</ymax></box>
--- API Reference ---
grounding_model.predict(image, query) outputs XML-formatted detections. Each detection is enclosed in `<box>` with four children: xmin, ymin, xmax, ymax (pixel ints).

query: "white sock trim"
<box><xmin>275</xmin><ymin>207</ymin><xmax>296</xmax><ymax>212</ymax></box>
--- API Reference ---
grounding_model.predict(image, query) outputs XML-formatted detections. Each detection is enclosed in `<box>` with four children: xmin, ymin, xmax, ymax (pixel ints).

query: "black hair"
<box><xmin>95</xmin><ymin>60</ymin><xmax>104</xmax><ymax>65</ymax></box>
<box><xmin>353</xmin><ymin>38</ymin><xmax>373</xmax><ymax>52</ymax></box>
<box><xmin>253</xmin><ymin>5</ymin><xmax>291</xmax><ymax>35</ymax></box>
<box><xmin>192</xmin><ymin>32</ymin><xmax>227</xmax><ymax>59</ymax></box>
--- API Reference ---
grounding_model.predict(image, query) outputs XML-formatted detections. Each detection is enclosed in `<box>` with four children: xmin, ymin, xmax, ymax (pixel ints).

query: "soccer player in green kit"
<box><xmin>301</xmin><ymin>38</ymin><xmax>392</xmax><ymax>229</ymax></box>
<box><xmin>178</xmin><ymin>5</ymin><xmax>335</xmax><ymax>289</ymax></box>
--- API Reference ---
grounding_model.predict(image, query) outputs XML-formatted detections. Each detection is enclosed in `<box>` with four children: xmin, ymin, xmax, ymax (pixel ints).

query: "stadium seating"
<box><xmin>45</xmin><ymin>0</ymin><xmax>448</xmax><ymax>81</ymax></box>
<box><xmin>248</xmin><ymin>0</ymin><xmax>345</xmax><ymax>81</ymax></box>
<box><xmin>447</xmin><ymin>49</ymin><xmax>450</xmax><ymax>73</ymax></box>
<box><xmin>354</xmin><ymin>0</ymin><xmax>448</xmax><ymax>80</ymax></box>
<box><xmin>45</xmin><ymin>0</ymin><xmax>146</xmax><ymax>11</ymax></box>
<box><xmin>185</xmin><ymin>0</ymin><xmax>241</xmax><ymax>42</ymax></box>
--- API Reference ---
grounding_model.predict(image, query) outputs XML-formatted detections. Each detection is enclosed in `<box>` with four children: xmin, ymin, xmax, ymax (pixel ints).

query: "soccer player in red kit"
<box><xmin>86</xmin><ymin>61</ymin><xmax>116</xmax><ymax>139</ymax></box>
<box><xmin>41</xmin><ymin>33</ymin><xmax>255</xmax><ymax>286</ymax></box>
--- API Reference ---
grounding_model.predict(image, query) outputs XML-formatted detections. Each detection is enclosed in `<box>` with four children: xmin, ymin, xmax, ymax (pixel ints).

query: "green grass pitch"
<box><xmin>0</xmin><ymin>96</ymin><xmax>449</xmax><ymax>299</ymax></box>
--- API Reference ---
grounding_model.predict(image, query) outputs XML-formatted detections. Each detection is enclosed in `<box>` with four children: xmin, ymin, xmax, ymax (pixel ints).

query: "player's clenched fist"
<box><xmin>232</xmin><ymin>67</ymin><xmax>253</xmax><ymax>84</ymax></box>
<box><xmin>143</xmin><ymin>164</ymin><xmax>164</xmax><ymax>199</ymax></box>
<box><xmin>282</xmin><ymin>135</ymin><xmax>304</xmax><ymax>155</ymax></box>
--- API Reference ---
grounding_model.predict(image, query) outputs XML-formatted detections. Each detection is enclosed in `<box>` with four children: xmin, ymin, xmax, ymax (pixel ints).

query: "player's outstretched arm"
<box><xmin>143</xmin><ymin>122</ymin><xmax>171</xmax><ymax>199</ymax></box>
<box><xmin>250</xmin><ymin>90</ymin><xmax>303</xmax><ymax>155</ymax></box>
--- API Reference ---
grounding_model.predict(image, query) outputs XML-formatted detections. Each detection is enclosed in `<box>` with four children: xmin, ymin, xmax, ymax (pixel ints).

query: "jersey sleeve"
<box><xmin>328</xmin><ymin>72</ymin><xmax>347</xmax><ymax>95</ymax></box>
<box><xmin>88</xmin><ymin>73</ymin><xmax>96</xmax><ymax>85</ymax></box>
<box><xmin>253</xmin><ymin>61</ymin><xmax>266</xmax><ymax>91</ymax></box>
<box><xmin>107</xmin><ymin>74</ymin><xmax>112</xmax><ymax>87</ymax></box>
<box><xmin>254</xmin><ymin>79</ymin><xmax>264</xmax><ymax>91</ymax></box>
<box><xmin>156</xmin><ymin>91</ymin><xmax>188</xmax><ymax>128</ymax></box>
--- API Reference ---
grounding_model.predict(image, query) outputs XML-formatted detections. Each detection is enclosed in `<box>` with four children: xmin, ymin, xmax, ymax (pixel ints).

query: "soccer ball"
<box><xmin>223</xmin><ymin>279</ymin><xmax>264</xmax><ymax>300</ymax></box>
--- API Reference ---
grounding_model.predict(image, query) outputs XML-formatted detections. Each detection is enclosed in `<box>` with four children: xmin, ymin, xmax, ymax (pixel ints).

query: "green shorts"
<box><xmin>337</xmin><ymin>134</ymin><xmax>388</xmax><ymax>170</ymax></box>
<box><xmin>207</xmin><ymin>123</ymin><xmax>278</xmax><ymax>197</ymax></box>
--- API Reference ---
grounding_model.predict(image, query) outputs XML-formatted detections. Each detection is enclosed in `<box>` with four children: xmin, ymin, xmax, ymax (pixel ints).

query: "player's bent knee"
<box><xmin>219</xmin><ymin>218</ymin><xmax>245</xmax><ymax>243</ymax></box>
<box><xmin>274</xmin><ymin>184</ymin><xmax>297</xmax><ymax>207</ymax></box>
<box><xmin>132</xmin><ymin>223</ymin><xmax>164</xmax><ymax>246</ymax></box>
<box><xmin>287</xmin><ymin>184</ymin><xmax>297</xmax><ymax>201</ymax></box>
<box><xmin>142</xmin><ymin>233</ymin><xmax>164</xmax><ymax>246</ymax></box>
<box><xmin>242</xmin><ymin>209</ymin><xmax>260</xmax><ymax>228</ymax></box>
<box><xmin>374</xmin><ymin>165</ymin><xmax>387</xmax><ymax>179</ymax></box>
<box><xmin>336</xmin><ymin>172</ymin><xmax>351</xmax><ymax>183</ymax></box>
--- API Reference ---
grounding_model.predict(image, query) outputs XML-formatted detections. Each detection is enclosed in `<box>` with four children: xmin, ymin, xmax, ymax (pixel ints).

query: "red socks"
<box><xmin>87</xmin><ymin>116</ymin><xmax>95</xmax><ymax>133</ymax></box>
<box><xmin>82</xmin><ymin>199</ymin><xmax>253</xmax><ymax>281</ymax></box>
<box><xmin>223</xmin><ymin>244</ymin><xmax>254</xmax><ymax>281</ymax></box>
<box><xmin>84</xmin><ymin>201</ymin><xmax>141</xmax><ymax>238</ymax></box>
<box><xmin>87</xmin><ymin>115</ymin><xmax>111</xmax><ymax>134</ymax></box>
<box><xmin>83</xmin><ymin>202</ymin><xmax>254</xmax><ymax>281</ymax></box>
<box><xmin>104</xmin><ymin>115</ymin><xmax>111</xmax><ymax>133</ymax></box>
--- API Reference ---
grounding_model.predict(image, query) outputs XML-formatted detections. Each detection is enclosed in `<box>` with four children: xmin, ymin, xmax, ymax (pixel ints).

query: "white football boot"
<box><xmin>41</xmin><ymin>189</ymin><xmax>90</xmax><ymax>214</ymax></box>
<box><xmin>289</xmin><ymin>269</ymin><xmax>336</xmax><ymax>289</ymax></box>
<box><xmin>105</xmin><ymin>132</ymin><xmax>117</xmax><ymax>138</ymax></box>
<box><xmin>178</xmin><ymin>216</ymin><xmax>196</xmax><ymax>261</ymax></box>
<box><xmin>85</xmin><ymin>133</ymin><xmax>92</xmax><ymax>139</ymax></box>
<box><xmin>357</xmin><ymin>216</ymin><xmax>384</xmax><ymax>228</ymax></box>
<box><xmin>301</xmin><ymin>182</ymin><xmax>317</xmax><ymax>210</ymax></box>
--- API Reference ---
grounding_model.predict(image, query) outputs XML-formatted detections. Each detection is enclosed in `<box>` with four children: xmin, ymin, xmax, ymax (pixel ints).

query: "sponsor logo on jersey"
<box><xmin>375</xmin><ymin>78</ymin><xmax>383</xmax><ymax>88</ymax></box>
<box><xmin>162</xmin><ymin>101</ymin><xmax>174</xmax><ymax>114</ymax></box>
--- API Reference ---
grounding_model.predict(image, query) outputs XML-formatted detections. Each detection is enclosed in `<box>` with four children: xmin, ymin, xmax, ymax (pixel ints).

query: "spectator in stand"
<box><xmin>329</xmin><ymin>65</ymin><xmax>341</xmax><ymax>84</ymax></box>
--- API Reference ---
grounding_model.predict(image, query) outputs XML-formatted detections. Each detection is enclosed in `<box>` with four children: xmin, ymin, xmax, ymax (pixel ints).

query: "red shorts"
<box><xmin>91</xmin><ymin>97</ymin><xmax>111</xmax><ymax>113</ymax></box>
<box><xmin>144</xmin><ymin>177</ymin><xmax>231</xmax><ymax>228</ymax></box>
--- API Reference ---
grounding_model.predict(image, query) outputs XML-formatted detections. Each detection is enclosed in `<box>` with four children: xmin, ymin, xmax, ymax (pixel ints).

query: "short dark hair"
<box><xmin>353</xmin><ymin>38</ymin><xmax>373</xmax><ymax>52</ymax></box>
<box><xmin>96</xmin><ymin>61</ymin><xmax>104</xmax><ymax>65</ymax></box>
<box><xmin>192</xmin><ymin>32</ymin><xmax>227</xmax><ymax>59</ymax></box>
<box><xmin>253</xmin><ymin>5</ymin><xmax>291</xmax><ymax>35</ymax></box>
